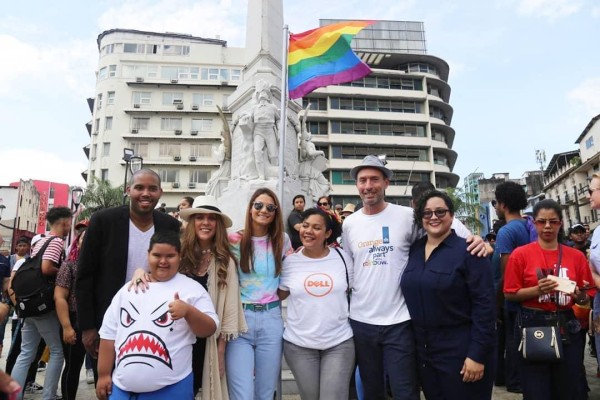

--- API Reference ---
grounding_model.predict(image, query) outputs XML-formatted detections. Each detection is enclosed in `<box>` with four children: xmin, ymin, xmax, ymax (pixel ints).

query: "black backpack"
<box><xmin>11</xmin><ymin>236</ymin><xmax>62</xmax><ymax>318</ymax></box>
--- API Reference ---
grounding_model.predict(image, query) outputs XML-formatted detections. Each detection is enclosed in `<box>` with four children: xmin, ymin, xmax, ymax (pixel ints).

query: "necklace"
<box><xmin>200</xmin><ymin>248</ymin><xmax>212</xmax><ymax>255</ymax></box>
<box><xmin>197</xmin><ymin>248</ymin><xmax>213</xmax><ymax>276</ymax></box>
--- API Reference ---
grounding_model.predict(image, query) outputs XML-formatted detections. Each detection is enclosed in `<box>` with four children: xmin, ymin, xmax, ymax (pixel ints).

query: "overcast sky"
<box><xmin>1</xmin><ymin>0</ymin><xmax>599</xmax><ymax>188</ymax></box>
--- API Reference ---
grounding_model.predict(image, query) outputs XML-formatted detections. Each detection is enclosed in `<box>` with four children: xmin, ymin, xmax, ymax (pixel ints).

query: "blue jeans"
<box><xmin>110</xmin><ymin>372</ymin><xmax>193</xmax><ymax>399</ymax></box>
<box><xmin>226</xmin><ymin>306</ymin><xmax>283</xmax><ymax>400</ymax></box>
<box><xmin>350</xmin><ymin>319</ymin><xmax>418</xmax><ymax>400</ymax></box>
<box><xmin>594</xmin><ymin>294</ymin><xmax>600</xmax><ymax>371</ymax></box>
<box><xmin>11</xmin><ymin>311</ymin><xmax>64</xmax><ymax>400</ymax></box>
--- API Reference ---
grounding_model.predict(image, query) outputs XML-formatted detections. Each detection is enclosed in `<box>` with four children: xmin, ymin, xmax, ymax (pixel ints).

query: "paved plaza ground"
<box><xmin>3</xmin><ymin>328</ymin><xmax>600</xmax><ymax>399</ymax></box>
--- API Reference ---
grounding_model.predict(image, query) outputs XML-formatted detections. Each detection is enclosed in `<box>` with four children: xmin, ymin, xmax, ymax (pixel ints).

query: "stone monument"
<box><xmin>206</xmin><ymin>0</ymin><xmax>330</xmax><ymax>230</ymax></box>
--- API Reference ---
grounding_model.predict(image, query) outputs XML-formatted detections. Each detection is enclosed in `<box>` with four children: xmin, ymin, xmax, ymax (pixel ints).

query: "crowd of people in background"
<box><xmin>1</xmin><ymin>158</ymin><xmax>600</xmax><ymax>399</ymax></box>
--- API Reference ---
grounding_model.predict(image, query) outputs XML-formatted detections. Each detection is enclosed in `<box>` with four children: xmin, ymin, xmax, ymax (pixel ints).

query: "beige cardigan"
<box><xmin>201</xmin><ymin>258</ymin><xmax>247</xmax><ymax>400</ymax></box>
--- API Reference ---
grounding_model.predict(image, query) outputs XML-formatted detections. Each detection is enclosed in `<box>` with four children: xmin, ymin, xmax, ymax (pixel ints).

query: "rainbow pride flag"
<box><xmin>288</xmin><ymin>20</ymin><xmax>374</xmax><ymax>99</ymax></box>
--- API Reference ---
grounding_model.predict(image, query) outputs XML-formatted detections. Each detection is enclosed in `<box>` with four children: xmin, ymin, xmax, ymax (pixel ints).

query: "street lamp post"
<box><xmin>122</xmin><ymin>148</ymin><xmax>144</xmax><ymax>205</ymax></box>
<box><xmin>69</xmin><ymin>187</ymin><xmax>84</xmax><ymax>246</ymax></box>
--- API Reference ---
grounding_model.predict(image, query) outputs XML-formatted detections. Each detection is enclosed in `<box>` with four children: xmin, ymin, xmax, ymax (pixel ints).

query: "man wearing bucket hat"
<box><xmin>341</xmin><ymin>155</ymin><xmax>487</xmax><ymax>399</ymax></box>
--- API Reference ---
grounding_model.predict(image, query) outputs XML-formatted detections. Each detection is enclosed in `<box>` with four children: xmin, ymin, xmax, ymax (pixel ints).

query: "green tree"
<box><xmin>78</xmin><ymin>177</ymin><xmax>123</xmax><ymax>221</ymax></box>
<box><xmin>445</xmin><ymin>187</ymin><xmax>483</xmax><ymax>234</ymax></box>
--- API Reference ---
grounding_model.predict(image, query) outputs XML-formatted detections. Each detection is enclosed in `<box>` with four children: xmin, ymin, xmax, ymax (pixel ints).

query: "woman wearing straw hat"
<box><xmin>132</xmin><ymin>195</ymin><xmax>247</xmax><ymax>399</ymax></box>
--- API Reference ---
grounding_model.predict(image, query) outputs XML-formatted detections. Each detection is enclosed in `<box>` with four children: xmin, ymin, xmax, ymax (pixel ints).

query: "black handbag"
<box><xmin>519</xmin><ymin>326</ymin><xmax>564</xmax><ymax>361</ymax></box>
<box><xmin>518</xmin><ymin>245</ymin><xmax>565</xmax><ymax>362</ymax></box>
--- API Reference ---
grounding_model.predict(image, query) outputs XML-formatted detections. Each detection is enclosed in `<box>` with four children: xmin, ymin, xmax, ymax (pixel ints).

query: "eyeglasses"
<box><xmin>588</xmin><ymin>187</ymin><xmax>600</xmax><ymax>196</ymax></box>
<box><xmin>318</xmin><ymin>202</ymin><xmax>329</xmax><ymax>207</ymax></box>
<box><xmin>422</xmin><ymin>209</ymin><xmax>450</xmax><ymax>219</ymax></box>
<box><xmin>534</xmin><ymin>219</ymin><xmax>561</xmax><ymax>226</ymax></box>
<box><xmin>252</xmin><ymin>201</ymin><xmax>278</xmax><ymax>213</ymax></box>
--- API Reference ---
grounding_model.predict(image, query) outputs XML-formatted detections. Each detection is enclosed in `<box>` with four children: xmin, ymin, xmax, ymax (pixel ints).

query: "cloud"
<box><xmin>97</xmin><ymin>0</ymin><xmax>247</xmax><ymax>47</ymax></box>
<box><xmin>0</xmin><ymin>34</ymin><xmax>96</xmax><ymax>98</ymax></box>
<box><xmin>0</xmin><ymin>149</ymin><xmax>87</xmax><ymax>187</ymax></box>
<box><xmin>567</xmin><ymin>77</ymin><xmax>600</xmax><ymax>118</ymax></box>
<box><xmin>515</xmin><ymin>0</ymin><xmax>583</xmax><ymax>20</ymax></box>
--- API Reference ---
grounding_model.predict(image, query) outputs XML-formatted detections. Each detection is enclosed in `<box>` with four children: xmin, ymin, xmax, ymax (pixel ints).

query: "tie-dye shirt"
<box><xmin>229</xmin><ymin>232</ymin><xmax>291</xmax><ymax>304</ymax></box>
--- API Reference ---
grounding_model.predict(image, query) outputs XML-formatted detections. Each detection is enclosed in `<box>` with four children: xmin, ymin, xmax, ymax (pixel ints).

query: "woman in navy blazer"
<box><xmin>401</xmin><ymin>190</ymin><xmax>495</xmax><ymax>400</ymax></box>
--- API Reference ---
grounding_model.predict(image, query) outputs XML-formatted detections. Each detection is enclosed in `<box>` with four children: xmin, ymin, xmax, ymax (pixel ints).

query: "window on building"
<box><xmin>161</xmin><ymin>66</ymin><xmax>199</xmax><ymax>80</ymax></box>
<box><xmin>330</xmin><ymin>120</ymin><xmax>425</xmax><ymax>137</ymax></box>
<box><xmin>105</xmin><ymin>117</ymin><xmax>113</xmax><ymax>130</ymax></box>
<box><xmin>91</xmin><ymin>144</ymin><xmax>97</xmax><ymax>159</ymax></box>
<box><xmin>96</xmin><ymin>94</ymin><xmax>103</xmax><ymax>110</ymax></box>
<box><xmin>190</xmin><ymin>144</ymin><xmax>213</xmax><ymax>158</ymax></box>
<box><xmin>429</xmin><ymin>107</ymin><xmax>446</xmax><ymax>121</ymax></box>
<box><xmin>101</xmin><ymin>169</ymin><xmax>109</xmax><ymax>181</ymax></box>
<box><xmin>161</xmin><ymin>118</ymin><xmax>183</xmax><ymax>130</ymax></box>
<box><xmin>124</xmin><ymin>43</ymin><xmax>159</xmax><ymax>54</ymax></box>
<box><xmin>302</xmin><ymin>97</ymin><xmax>327</xmax><ymax>110</ymax></box>
<box><xmin>94</xmin><ymin>118</ymin><xmax>100</xmax><ymax>134</ymax></box>
<box><xmin>159</xmin><ymin>143</ymin><xmax>181</xmax><ymax>157</ymax></box>
<box><xmin>331</xmin><ymin>145</ymin><xmax>428</xmax><ymax>161</ymax></box>
<box><xmin>192</xmin><ymin>93</ymin><xmax>214</xmax><ymax>107</ymax></box>
<box><xmin>163</xmin><ymin>45</ymin><xmax>190</xmax><ymax>56</ymax></box>
<box><xmin>191</xmin><ymin>118</ymin><xmax>212</xmax><ymax>131</ymax></box>
<box><xmin>107</xmin><ymin>91</ymin><xmax>115</xmax><ymax>105</ymax></box>
<box><xmin>162</xmin><ymin>92</ymin><xmax>184</xmax><ymax>105</ymax></box>
<box><xmin>132</xmin><ymin>91</ymin><xmax>151</xmax><ymax>105</ymax></box>
<box><xmin>586</xmin><ymin>137</ymin><xmax>594</xmax><ymax>149</ymax></box>
<box><xmin>307</xmin><ymin>121</ymin><xmax>328</xmax><ymax>135</ymax></box>
<box><xmin>108</xmin><ymin>65</ymin><xmax>117</xmax><ymax>77</ymax></box>
<box><xmin>432</xmin><ymin>131</ymin><xmax>446</xmax><ymax>142</ymax></box>
<box><xmin>98</xmin><ymin>67</ymin><xmax>108</xmax><ymax>81</ymax></box>
<box><xmin>131</xmin><ymin>142</ymin><xmax>149</xmax><ymax>158</ymax></box>
<box><xmin>231</xmin><ymin>69</ymin><xmax>242</xmax><ymax>81</ymax></box>
<box><xmin>132</xmin><ymin>117</ymin><xmax>150</xmax><ymax>130</ymax></box>
<box><xmin>49</xmin><ymin>187</ymin><xmax>55</xmax><ymax>199</ymax></box>
<box><xmin>157</xmin><ymin>169</ymin><xmax>179</xmax><ymax>182</ymax></box>
<box><xmin>190</xmin><ymin>169</ymin><xmax>210</xmax><ymax>183</ymax></box>
<box><xmin>122</xmin><ymin>65</ymin><xmax>158</xmax><ymax>78</ymax></box>
<box><xmin>200</xmin><ymin>68</ymin><xmax>220</xmax><ymax>80</ymax></box>
<box><xmin>102</xmin><ymin>142</ymin><xmax>111</xmax><ymax>156</ymax></box>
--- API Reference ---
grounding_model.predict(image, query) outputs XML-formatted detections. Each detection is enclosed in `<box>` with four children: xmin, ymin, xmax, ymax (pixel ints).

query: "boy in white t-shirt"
<box><xmin>96</xmin><ymin>231</ymin><xmax>219</xmax><ymax>400</ymax></box>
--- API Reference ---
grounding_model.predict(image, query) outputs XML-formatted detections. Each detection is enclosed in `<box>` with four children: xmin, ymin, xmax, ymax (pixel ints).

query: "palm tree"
<box><xmin>445</xmin><ymin>187</ymin><xmax>483</xmax><ymax>234</ymax></box>
<box><xmin>77</xmin><ymin>177</ymin><xmax>123</xmax><ymax>221</ymax></box>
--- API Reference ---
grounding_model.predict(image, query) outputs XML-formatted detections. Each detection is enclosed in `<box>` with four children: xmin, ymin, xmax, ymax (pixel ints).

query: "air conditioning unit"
<box><xmin>176</xmin><ymin>104</ymin><xmax>184</xmax><ymax>110</ymax></box>
<box><xmin>191</xmin><ymin>104</ymin><xmax>199</xmax><ymax>110</ymax></box>
<box><xmin>190</xmin><ymin>130</ymin><xmax>198</xmax><ymax>136</ymax></box>
<box><xmin>133</xmin><ymin>103</ymin><xmax>140</xmax><ymax>108</ymax></box>
<box><xmin>172</xmin><ymin>182</ymin><xmax>180</xmax><ymax>188</ymax></box>
<box><xmin>174</xmin><ymin>130</ymin><xmax>182</xmax><ymax>135</ymax></box>
<box><xmin>173</xmin><ymin>99</ymin><xmax>183</xmax><ymax>104</ymax></box>
<box><xmin>173</xmin><ymin>155</ymin><xmax>181</xmax><ymax>161</ymax></box>
<box><xmin>189</xmin><ymin>155</ymin><xmax>197</xmax><ymax>161</ymax></box>
<box><xmin>171</xmin><ymin>79</ymin><xmax>178</xmax><ymax>84</ymax></box>
<box><xmin>188</xmin><ymin>182</ymin><xmax>196</xmax><ymax>189</ymax></box>
<box><xmin>131</xmin><ymin>128</ymin><xmax>139</xmax><ymax>134</ymax></box>
<box><xmin>135</xmin><ymin>77</ymin><xmax>144</xmax><ymax>83</ymax></box>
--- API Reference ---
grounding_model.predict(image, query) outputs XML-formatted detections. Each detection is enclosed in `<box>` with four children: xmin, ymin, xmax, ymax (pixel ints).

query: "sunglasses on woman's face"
<box><xmin>318</xmin><ymin>202</ymin><xmax>329</xmax><ymax>206</ymax></box>
<box><xmin>422</xmin><ymin>209</ymin><xmax>449</xmax><ymax>219</ymax></box>
<box><xmin>253</xmin><ymin>201</ymin><xmax>278</xmax><ymax>213</ymax></box>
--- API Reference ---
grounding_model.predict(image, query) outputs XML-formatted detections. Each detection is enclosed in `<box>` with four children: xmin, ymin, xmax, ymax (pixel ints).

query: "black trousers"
<box><xmin>59</xmin><ymin>312</ymin><xmax>87</xmax><ymax>400</ymax></box>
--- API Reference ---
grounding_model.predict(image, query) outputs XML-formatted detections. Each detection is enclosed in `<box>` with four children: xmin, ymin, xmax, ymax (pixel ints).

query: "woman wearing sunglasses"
<box><xmin>504</xmin><ymin>199</ymin><xmax>593</xmax><ymax>399</ymax></box>
<box><xmin>401</xmin><ymin>190</ymin><xmax>495</xmax><ymax>399</ymax></box>
<box><xmin>278</xmin><ymin>207</ymin><xmax>354</xmax><ymax>400</ymax></box>
<box><xmin>226</xmin><ymin>188</ymin><xmax>291</xmax><ymax>400</ymax></box>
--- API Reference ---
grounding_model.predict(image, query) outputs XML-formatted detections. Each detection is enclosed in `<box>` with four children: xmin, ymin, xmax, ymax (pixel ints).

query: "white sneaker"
<box><xmin>86</xmin><ymin>369</ymin><xmax>94</xmax><ymax>384</ymax></box>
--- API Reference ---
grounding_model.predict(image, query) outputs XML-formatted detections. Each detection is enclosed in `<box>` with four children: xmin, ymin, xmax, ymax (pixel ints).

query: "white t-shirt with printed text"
<box><xmin>99</xmin><ymin>273</ymin><xmax>218</xmax><ymax>393</ymax></box>
<box><xmin>341</xmin><ymin>203</ymin><xmax>419</xmax><ymax>325</ymax></box>
<box><xmin>280</xmin><ymin>248</ymin><xmax>353</xmax><ymax>350</ymax></box>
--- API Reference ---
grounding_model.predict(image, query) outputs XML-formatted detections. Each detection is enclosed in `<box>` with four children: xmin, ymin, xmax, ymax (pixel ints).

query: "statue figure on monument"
<box><xmin>295</xmin><ymin>105</ymin><xmax>331</xmax><ymax>201</ymax></box>
<box><xmin>250</xmin><ymin>80</ymin><xmax>280</xmax><ymax>180</ymax></box>
<box><xmin>205</xmin><ymin>106</ymin><xmax>232</xmax><ymax>197</ymax></box>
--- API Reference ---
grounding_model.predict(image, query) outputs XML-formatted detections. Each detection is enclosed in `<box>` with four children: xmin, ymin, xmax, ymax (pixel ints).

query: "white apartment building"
<box><xmin>85</xmin><ymin>29</ymin><xmax>245</xmax><ymax>207</ymax></box>
<box><xmin>302</xmin><ymin>20</ymin><xmax>459</xmax><ymax>206</ymax></box>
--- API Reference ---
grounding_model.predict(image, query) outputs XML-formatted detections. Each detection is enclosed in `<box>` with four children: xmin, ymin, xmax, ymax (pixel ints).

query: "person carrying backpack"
<box><xmin>9</xmin><ymin>206</ymin><xmax>72</xmax><ymax>400</ymax></box>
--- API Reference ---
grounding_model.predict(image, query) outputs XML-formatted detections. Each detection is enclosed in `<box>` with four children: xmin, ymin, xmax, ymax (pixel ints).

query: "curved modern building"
<box><xmin>303</xmin><ymin>20</ymin><xmax>459</xmax><ymax>206</ymax></box>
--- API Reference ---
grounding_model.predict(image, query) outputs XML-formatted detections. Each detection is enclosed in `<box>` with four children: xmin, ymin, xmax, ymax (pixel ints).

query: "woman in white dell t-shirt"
<box><xmin>278</xmin><ymin>207</ymin><xmax>354</xmax><ymax>400</ymax></box>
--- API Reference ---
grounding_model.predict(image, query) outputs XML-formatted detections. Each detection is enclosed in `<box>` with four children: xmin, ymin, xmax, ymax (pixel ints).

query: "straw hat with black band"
<box><xmin>179</xmin><ymin>195</ymin><xmax>233</xmax><ymax>228</ymax></box>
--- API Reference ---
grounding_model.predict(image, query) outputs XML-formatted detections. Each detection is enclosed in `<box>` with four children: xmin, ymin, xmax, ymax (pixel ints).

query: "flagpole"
<box><xmin>277</xmin><ymin>24</ymin><xmax>289</xmax><ymax>203</ymax></box>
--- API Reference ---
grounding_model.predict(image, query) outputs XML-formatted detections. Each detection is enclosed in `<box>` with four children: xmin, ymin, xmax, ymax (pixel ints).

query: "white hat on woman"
<box><xmin>178</xmin><ymin>195</ymin><xmax>233</xmax><ymax>228</ymax></box>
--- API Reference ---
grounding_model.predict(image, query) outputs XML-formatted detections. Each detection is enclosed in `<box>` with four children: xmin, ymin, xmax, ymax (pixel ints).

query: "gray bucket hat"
<box><xmin>350</xmin><ymin>155</ymin><xmax>393</xmax><ymax>180</ymax></box>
